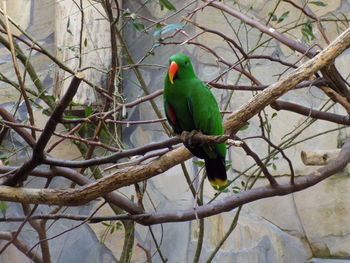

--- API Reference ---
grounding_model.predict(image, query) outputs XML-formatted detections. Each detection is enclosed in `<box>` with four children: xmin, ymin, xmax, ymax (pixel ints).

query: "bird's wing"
<box><xmin>164</xmin><ymin>99</ymin><xmax>182</xmax><ymax>134</ymax></box>
<box><xmin>189</xmin><ymin>81</ymin><xmax>226</xmax><ymax>158</ymax></box>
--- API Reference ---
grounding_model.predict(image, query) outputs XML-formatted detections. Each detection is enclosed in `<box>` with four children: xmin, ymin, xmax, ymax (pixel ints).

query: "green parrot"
<box><xmin>163</xmin><ymin>53</ymin><xmax>228</xmax><ymax>187</ymax></box>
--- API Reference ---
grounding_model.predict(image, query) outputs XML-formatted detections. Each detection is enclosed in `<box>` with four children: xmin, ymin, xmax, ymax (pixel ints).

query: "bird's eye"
<box><xmin>184</xmin><ymin>61</ymin><xmax>188</xmax><ymax>65</ymax></box>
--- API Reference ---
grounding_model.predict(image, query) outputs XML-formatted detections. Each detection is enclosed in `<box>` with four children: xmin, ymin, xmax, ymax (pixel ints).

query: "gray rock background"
<box><xmin>1</xmin><ymin>0</ymin><xmax>350</xmax><ymax>262</ymax></box>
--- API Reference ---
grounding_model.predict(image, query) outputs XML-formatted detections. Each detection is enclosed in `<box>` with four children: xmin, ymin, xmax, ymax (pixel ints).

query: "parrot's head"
<box><xmin>167</xmin><ymin>53</ymin><xmax>195</xmax><ymax>85</ymax></box>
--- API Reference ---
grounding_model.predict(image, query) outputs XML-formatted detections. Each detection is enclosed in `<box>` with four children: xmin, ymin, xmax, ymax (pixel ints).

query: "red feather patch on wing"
<box><xmin>167</xmin><ymin>102</ymin><xmax>177</xmax><ymax>125</ymax></box>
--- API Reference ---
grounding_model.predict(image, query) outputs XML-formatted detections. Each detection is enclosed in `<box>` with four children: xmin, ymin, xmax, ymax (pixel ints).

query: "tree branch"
<box><xmin>3</xmin><ymin>73</ymin><xmax>84</xmax><ymax>186</ymax></box>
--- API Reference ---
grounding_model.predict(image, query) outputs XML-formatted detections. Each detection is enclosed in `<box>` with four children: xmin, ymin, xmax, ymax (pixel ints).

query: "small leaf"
<box><xmin>116</xmin><ymin>222</ymin><xmax>122</xmax><ymax>229</ymax></box>
<box><xmin>85</xmin><ymin>105</ymin><xmax>92</xmax><ymax>117</ymax></box>
<box><xmin>239</xmin><ymin>122</ymin><xmax>249</xmax><ymax>131</ymax></box>
<box><xmin>272</xmin><ymin>163</ymin><xmax>277</xmax><ymax>170</ymax></box>
<box><xmin>277</xmin><ymin>11</ymin><xmax>289</xmax><ymax>24</ymax></box>
<box><xmin>0</xmin><ymin>201</ymin><xmax>6</xmax><ymax>216</ymax></box>
<box><xmin>159</xmin><ymin>0</ymin><xmax>176</xmax><ymax>11</ymax></box>
<box><xmin>63</xmin><ymin>115</ymin><xmax>80</xmax><ymax>119</ymax></box>
<box><xmin>43</xmin><ymin>108</ymin><xmax>51</xmax><ymax>116</ymax></box>
<box><xmin>213</xmin><ymin>184</ymin><xmax>229</xmax><ymax>192</ymax></box>
<box><xmin>309</xmin><ymin>1</ymin><xmax>327</xmax><ymax>6</ymax></box>
<box><xmin>301</xmin><ymin>19</ymin><xmax>315</xmax><ymax>42</ymax></box>
<box><xmin>132</xmin><ymin>22</ymin><xmax>145</xmax><ymax>31</ymax></box>
<box><xmin>271</xmin><ymin>112</ymin><xmax>277</xmax><ymax>119</ymax></box>
<box><xmin>84</xmin><ymin>38</ymin><xmax>88</xmax><ymax>47</ymax></box>
<box><xmin>193</xmin><ymin>160</ymin><xmax>205</xmax><ymax>167</ymax></box>
<box><xmin>232</xmin><ymin>186</ymin><xmax>241</xmax><ymax>194</ymax></box>
<box><xmin>69</xmin><ymin>101</ymin><xmax>83</xmax><ymax>106</ymax></box>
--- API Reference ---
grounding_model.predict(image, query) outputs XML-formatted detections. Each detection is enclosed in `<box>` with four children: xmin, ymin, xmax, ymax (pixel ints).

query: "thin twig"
<box><xmin>235</xmin><ymin>136</ymin><xmax>278</xmax><ymax>186</ymax></box>
<box><xmin>2</xmin><ymin>3</ymin><xmax>36</xmax><ymax>139</ymax></box>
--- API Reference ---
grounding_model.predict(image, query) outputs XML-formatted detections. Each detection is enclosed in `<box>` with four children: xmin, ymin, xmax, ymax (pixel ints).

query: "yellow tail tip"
<box><xmin>209</xmin><ymin>178</ymin><xmax>228</xmax><ymax>187</ymax></box>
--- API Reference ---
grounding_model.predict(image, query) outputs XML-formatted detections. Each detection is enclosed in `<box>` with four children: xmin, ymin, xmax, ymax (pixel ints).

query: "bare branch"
<box><xmin>0</xmin><ymin>232</ymin><xmax>43</xmax><ymax>263</ymax></box>
<box><xmin>271</xmin><ymin>100</ymin><xmax>350</xmax><ymax>125</ymax></box>
<box><xmin>3</xmin><ymin>73</ymin><xmax>84</xmax><ymax>186</ymax></box>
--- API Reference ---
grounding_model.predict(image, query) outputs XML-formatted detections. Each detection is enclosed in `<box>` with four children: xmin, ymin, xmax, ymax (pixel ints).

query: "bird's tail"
<box><xmin>205</xmin><ymin>157</ymin><xmax>228</xmax><ymax>187</ymax></box>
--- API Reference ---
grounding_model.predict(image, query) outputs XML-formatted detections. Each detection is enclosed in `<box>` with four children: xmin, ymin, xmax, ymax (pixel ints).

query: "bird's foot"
<box><xmin>180</xmin><ymin>130</ymin><xmax>202</xmax><ymax>147</ymax></box>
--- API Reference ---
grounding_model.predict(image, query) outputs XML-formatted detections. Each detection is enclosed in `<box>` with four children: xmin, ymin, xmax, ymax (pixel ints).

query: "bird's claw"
<box><xmin>181</xmin><ymin>130</ymin><xmax>202</xmax><ymax>147</ymax></box>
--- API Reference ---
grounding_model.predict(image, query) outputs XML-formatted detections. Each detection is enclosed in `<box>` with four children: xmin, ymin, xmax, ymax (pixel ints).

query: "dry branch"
<box><xmin>272</xmin><ymin>100</ymin><xmax>350</xmax><ymax>125</ymax></box>
<box><xmin>3</xmin><ymin>73</ymin><xmax>84</xmax><ymax>186</ymax></box>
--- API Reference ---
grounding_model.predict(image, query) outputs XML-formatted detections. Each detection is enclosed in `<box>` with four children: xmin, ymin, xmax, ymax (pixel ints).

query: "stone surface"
<box><xmin>54</xmin><ymin>0</ymin><xmax>111</xmax><ymax>104</ymax></box>
<box><xmin>188</xmin><ymin>210</ymin><xmax>311</xmax><ymax>262</ymax></box>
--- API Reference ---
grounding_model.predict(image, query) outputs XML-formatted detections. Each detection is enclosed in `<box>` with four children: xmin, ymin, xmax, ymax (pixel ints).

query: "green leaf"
<box><xmin>301</xmin><ymin>19</ymin><xmax>315</xmax><ymax>42</ymax></box>
<box><xmin>69</xmin><ymin>101</ymin><xmax>83</xmax><ymax>106</ymax></box>
<box><xmin>309</xmin><ymin>1</ymin><xmax>327</xmax><ymax>6</ymax></box>
<box><xmin>232</xmin><ymin>186</ymin><xmax>241</xmax><ymax>194</ymax></box>
<box><xmin>192</xmin><ymin>160</ymin><xmax>205</xmax><ymax>167</ymax></box>
<box><xmin>63</xmin><ymin>115</ymin><xmax>80</xmax><ymax>119</ymax></box>
<box><xmin>271</xmin><ymin>112</ymin><xmax>278</xmax><ymax>119</ymax></box>
<box><xmin>84</xmin><ymin>38</ymin><xmax>88</xmax><ymax>47</ymax></box>
<box><xmin>116</xmin><ymin>222</ymin><xmax>122</xmax><ymax>230</ymax></box>
<box><xmin>277</xmin><ymin>11</ymin><xmax>289</xmax><ymax>24</ymax></box>
<box><xmin>43</xmin><ymin>108</ymin><xmax>51</xmax><ymax>116</ymax></box>
<box><xmin>85</xmin><ymin>105</ymin><xmax>92</xmax><ymax>117</ymax></box>
<box><xmin>159</xmin><ymin>0</ymin><xmax>176</xmax><ymax>11</ymax></box>
<box><xmin>213</xmin><ymin>184</ymin><xmax>229</xmax><ymax>192</ymax></box>
<box><xmin>0</xmin><ymin>201</ymin><xmax>7</xmax><ymax>216</ymax></box>
<box><xmin>132</xmin><ymin>22</ymin><xmax>145</xmax><ymax>31</ymax></box>
<box><xmin>272</xmin><ymin>163</ymin><xmax>277</xmax><ymax>170</ymax></box>
<box><xmin>239</xmin><ymin>122</ymin><xmax>249</xmax><ymax>131</ymax></box>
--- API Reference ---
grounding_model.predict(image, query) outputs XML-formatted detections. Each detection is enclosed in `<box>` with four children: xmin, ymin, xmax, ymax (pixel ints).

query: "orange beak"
<box><xmin>168</xmin><ymin>61</ymin><xmax>178</xmax><ymax>84</ymax></box>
